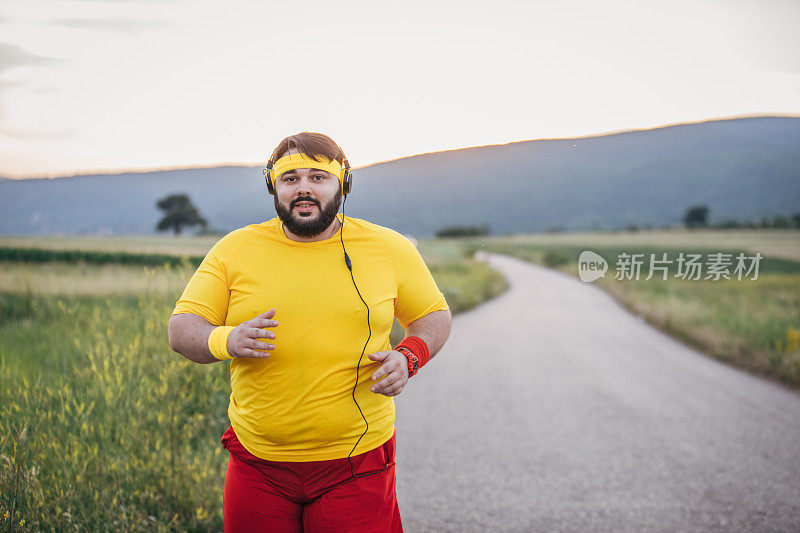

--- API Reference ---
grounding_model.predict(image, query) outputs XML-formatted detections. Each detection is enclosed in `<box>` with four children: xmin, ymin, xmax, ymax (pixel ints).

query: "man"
<box><xmin>168</xmin><ymin>132</ymin><xmax>451</xmax><ymax>532</ymax></box>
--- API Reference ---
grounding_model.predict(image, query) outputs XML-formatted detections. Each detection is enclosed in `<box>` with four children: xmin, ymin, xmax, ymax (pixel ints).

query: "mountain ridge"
<box><xmin>1</xmin><ymin>116</ymin><xmax>798</xmax><ymax>237</ymax></box>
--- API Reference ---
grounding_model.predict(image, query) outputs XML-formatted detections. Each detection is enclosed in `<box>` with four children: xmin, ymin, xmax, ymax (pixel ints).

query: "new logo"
<box><xmin>578</xmin><ymin>251</ymin><xmax>607</xmax><ymax>282</ymax></box>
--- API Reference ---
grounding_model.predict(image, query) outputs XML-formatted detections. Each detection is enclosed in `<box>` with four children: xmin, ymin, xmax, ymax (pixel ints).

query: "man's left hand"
<box><xmin>368</xmin><ymin>351</ymin><xmax>409</xmax><ymax>397</ymax></box>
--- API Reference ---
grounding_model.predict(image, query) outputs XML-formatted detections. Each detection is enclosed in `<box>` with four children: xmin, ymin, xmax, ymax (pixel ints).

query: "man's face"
<box><xmin>273</xmin><ymin>164</ymin><xmax>342</xmax><ymax>238</ymax></box>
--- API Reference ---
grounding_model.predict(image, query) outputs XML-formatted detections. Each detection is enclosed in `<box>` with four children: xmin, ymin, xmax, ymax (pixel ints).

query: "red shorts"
<box><xmin>221</xmin><ymin>426</ymin><xmax>403</xmax><ymax>533</ymax></box>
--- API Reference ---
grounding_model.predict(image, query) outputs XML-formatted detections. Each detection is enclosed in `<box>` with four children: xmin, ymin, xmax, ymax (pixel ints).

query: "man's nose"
<box><xmin>295</xmin><ymin>177</ymin><xmax>313</xmax><ymax>195</ymax></box>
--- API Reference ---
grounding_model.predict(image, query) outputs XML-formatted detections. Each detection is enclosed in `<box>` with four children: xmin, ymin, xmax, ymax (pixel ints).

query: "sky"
<box><xmin>0</xmin><ymin>0</ymin><xmax>798</xmax><ymax>179</ymax></box>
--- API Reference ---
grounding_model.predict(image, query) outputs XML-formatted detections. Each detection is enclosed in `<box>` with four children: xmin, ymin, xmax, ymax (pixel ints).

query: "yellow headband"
<box><xmin>271</xmin><ymin>153</ymin><xmax>345</xmax><ymax>191</ymax></box>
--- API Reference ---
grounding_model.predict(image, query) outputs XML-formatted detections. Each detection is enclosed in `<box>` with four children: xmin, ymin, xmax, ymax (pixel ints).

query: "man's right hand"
<box><xmin>226</xmin><ymin>309</ymin><xmax>279</xmax><ymax>359</ymax></box>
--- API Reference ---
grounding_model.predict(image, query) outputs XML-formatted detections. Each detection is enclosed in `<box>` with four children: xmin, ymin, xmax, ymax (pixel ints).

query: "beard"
<box><xmin>274</xmin><ymin>188</ymin><xmax>342</xmax><ymax>238</ymax></box>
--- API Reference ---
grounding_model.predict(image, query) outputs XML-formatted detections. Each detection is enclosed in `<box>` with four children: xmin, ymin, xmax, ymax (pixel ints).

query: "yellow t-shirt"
<box><xmin>171</xmin><ymin>214</ymin><xmax>449</xmax><ymax>461</ymax></box>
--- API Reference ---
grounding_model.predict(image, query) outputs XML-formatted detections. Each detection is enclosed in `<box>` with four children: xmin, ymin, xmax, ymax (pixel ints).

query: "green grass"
<box><xmin>421</xmin><ymin>239</ymin><xmax>509</xmax><ymax>315</ymax></box>
<box><xmin>486</xmin><ymin>228</ymin><xmax>800</xmax><ymax>262</ymax></box>
<box><xmin>0</xmin><ymin>243</ymin><xmax>507</xmax><ymax>530</ymax></box>
<box><xmin>0</xmin><ymin>235</ymin><xmax>221</xmax><ymax>257</ymax></box>
<box><xmin>0</xmin><ymin>246</ymin><xmax>203</xmax><ymax>267</ymax></box>
<box><xmin>1</xmin><ymin>288</ymin><xmax>231</xmax><ymax>531</ymax></box>
<box><xmin>598</xmin><ymin>274</ymin><xmax>800</xmax><ymax>384</ymax></box>
<box><xmin>0</xmin><ymin>262</ymin><xmax>195</xmax><ymax>295</ymax></box>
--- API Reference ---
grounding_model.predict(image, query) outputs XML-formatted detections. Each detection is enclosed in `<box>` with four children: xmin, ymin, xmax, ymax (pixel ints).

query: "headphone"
<box><xmin>263</xmin><ymin>149</ymin><xmax>390</xmax><ymax>481</ymax></box>
<box><xmin>338</xmin><ymin>196</ymin><xmax>391</xmax><ymax>480</ymax></box>
<box><xmin>263</xmin><ymin>153</ymin><xmax>352</xmax><ymax>196</ymax></box>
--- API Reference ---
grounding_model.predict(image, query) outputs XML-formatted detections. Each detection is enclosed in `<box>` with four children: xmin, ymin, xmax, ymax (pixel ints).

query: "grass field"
<box><xmin>466</xmin><ymin>229</ymin><xmax>800</xmax><ymax>389</ymax></box>
<box><xmin>0</xmin><ymin>262</ymin><xmax>194</xmax><ymax>295</ymax></box>
<box><xmin>0</xmin><ymin>235</ymin><xmax>221</xmax><ymax>257</ymax></box>
<box><xmin>3</xmin><ymin>228</ymin><xmax>797</xmax><ymax>530</ymax></box>
<box><xmin>0</xmin><ymin>238</ymin><xmax>506</xmax><ymax>531</ymax></box>
<box><xmin>491</xmin><ymin>228</ymin><xmax>800</xmax><ymax>262</ymax></box>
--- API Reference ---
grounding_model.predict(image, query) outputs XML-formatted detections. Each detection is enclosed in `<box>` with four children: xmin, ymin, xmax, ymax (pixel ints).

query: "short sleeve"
<box><xmin>381</xmin><ymin>230</ymin><xmax>449</xmax><ymax>329</ymax></box>
<box><xmin>171</xmin><ymin>235</ymin><xmax>236</xmax><ymax>325</ymax></box>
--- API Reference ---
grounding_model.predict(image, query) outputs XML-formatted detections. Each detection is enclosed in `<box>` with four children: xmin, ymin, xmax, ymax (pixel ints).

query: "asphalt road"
<box><xmin>395</xmin><ymin>253</ymin><xmax>800</xmax><ymax>532</ymax></box>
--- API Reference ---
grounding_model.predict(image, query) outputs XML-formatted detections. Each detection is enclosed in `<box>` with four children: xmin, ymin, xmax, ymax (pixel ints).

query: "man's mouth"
<box><xmin>293</xmin><ymin>201</ymin><xmax>319</xmax><ymax>213</ymax></box>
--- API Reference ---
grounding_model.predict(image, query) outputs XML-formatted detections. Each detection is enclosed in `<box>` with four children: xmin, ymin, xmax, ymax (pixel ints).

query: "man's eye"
<box><xmin>313</xmin><ymin>174</ymin><xmax>324</xmax><ymax>180</ymax></box>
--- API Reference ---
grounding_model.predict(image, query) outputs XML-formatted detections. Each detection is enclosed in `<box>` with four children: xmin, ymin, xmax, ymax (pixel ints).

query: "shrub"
<box><xmin>542</xmin><ymin>250</ymin><xmax>571</xmax><ymax>268</ymax></box>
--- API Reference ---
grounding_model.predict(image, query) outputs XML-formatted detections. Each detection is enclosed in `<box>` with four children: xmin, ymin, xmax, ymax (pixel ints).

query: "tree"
<box><xmin>772</xmin><ymin>216</ymin><xmax>790</xmax><ymax>229</ymax></box>
<box><xmin>155</xmin><ymin>193</ymin><xmax>207</xmax><ymax>235</ymax></box>
<box><xmin>435</xmin><ymin>225</ymin><xmax>490</xmax><ymax>238</ymax></box>
<box><xmin>683</xmin><ymin>205</ymin><xmax>709</xmax><ymax>229</ymax></box>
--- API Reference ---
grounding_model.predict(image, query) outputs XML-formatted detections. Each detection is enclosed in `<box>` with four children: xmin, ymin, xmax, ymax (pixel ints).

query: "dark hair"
<box><xmin>269</xmin><ymin>132</ymin><xmax>347</xmax><ymax>165</ymax></box>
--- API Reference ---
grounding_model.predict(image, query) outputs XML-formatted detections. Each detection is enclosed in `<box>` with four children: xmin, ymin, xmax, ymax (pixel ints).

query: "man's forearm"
<box><xmin>168</xmin><ymin>313</ymin><xmax>222</xmax><ymax>364</ymax></box>
<box><xmin>403</xmin><ymin>309</ymin><xmax>452</xmax><ymax>360</ymax></box>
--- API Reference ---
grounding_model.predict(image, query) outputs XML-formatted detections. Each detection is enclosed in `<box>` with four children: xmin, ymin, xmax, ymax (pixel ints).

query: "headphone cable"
<box><xmin>339</xmin><ymin>195</ymin><xmax>391</xmax><ymax>480</ymax></box>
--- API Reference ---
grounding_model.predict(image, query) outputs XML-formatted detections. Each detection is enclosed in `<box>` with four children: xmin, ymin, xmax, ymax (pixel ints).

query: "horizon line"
<box><xmin>3</xmin><ymin>113</ymin><xmax>798</xmax><ymax>181</ymax></box>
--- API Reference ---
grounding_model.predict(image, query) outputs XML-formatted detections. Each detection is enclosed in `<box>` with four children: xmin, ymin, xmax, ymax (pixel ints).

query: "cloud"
<box><xmin>0</xmin><ymin>127</ymin><xmax>76</xmax><ymax>140</ymax></box>
<box><xmin>57</xmin><ymin>0</ymin><xmax>174</xmax><ymax>2</ymax></box>
<box><xmin>710</xmin><ymin>0</ymin><xmax>800</xmax><ymax>74</ymax></box>
<box><xmin>0</xmin><ymin>78</ymin><xmax>27</xmax><ymax>89</ymax></box>
<box><xmin>0</xmin><ymin>42</ymin><xmax>66</xmax><ymax>103</ymax></box>
<box><xmin>0</xmin><ymin>43</ymin><xmax>68</xmax><ymax>136</ymax></box>
<box><xmin>0</xmin><ymin>42</ymin><xmax>65</xmax><ymax>77</ymax></box>
<box><xmin>47</xmin><ymin>17</ymin><xmax>169</xmax><ymax>34</ymax></box>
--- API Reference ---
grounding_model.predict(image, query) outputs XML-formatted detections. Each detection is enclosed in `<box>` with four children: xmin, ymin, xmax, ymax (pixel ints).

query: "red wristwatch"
<box><xmin>395</xmin><ymin>346</ymin><xmax>419</xmax><ymax>378</ymax></box>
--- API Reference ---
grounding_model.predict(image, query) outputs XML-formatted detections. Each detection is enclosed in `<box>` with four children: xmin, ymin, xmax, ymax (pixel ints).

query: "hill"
<box><xmin>1</xmin><ymin>116</ymin><xmax>798</xmax><ymax>237</ymax></box>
